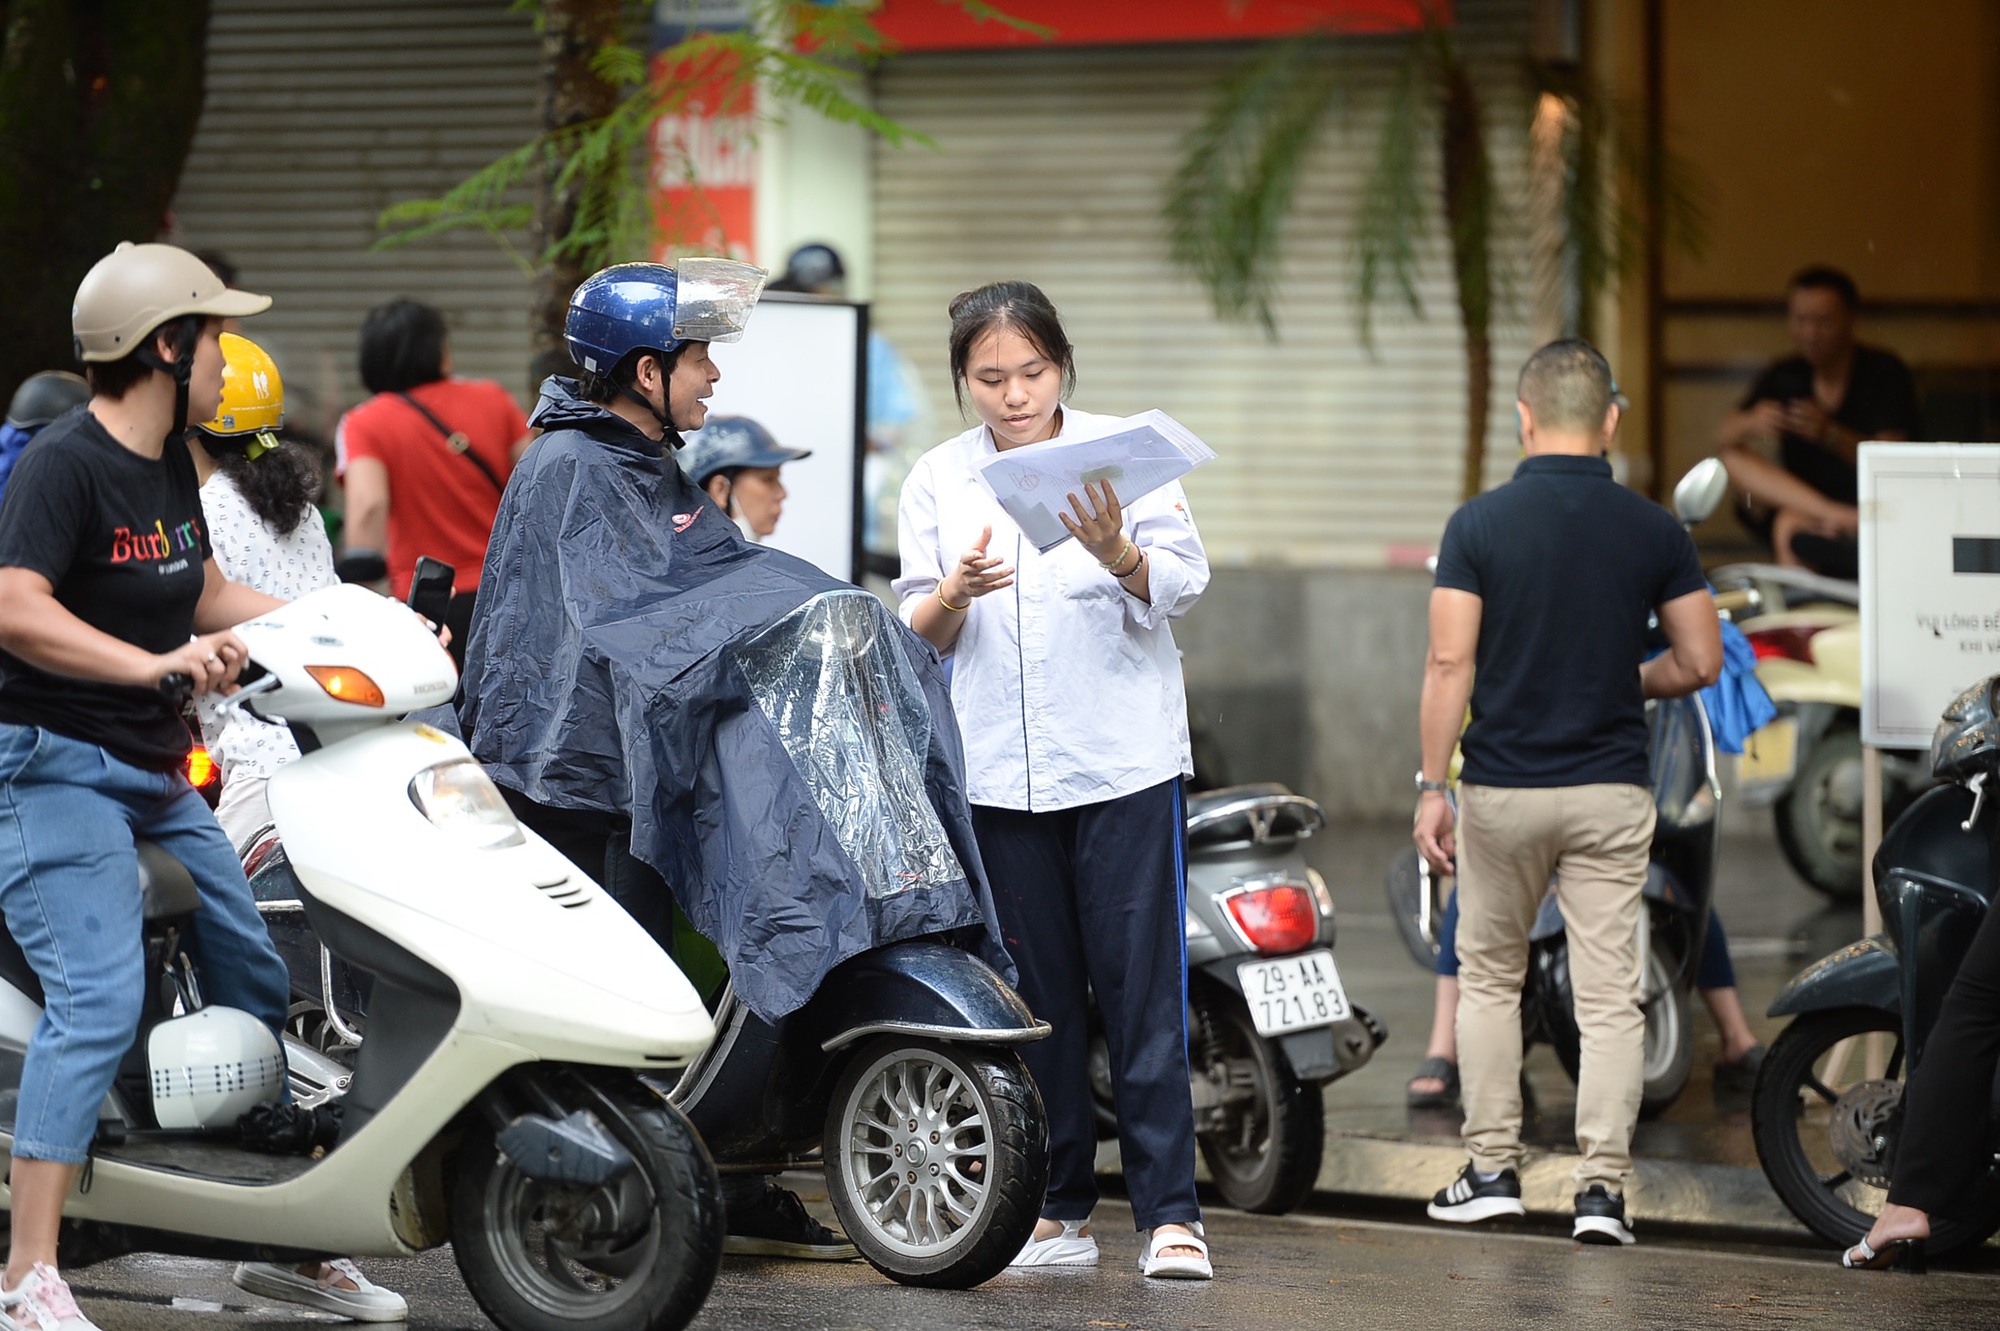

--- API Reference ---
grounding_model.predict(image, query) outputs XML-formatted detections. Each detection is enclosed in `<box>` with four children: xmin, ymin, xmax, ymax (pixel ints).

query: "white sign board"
<box><xmin>701</xmin><ymin>294</ymin><xmax>864</xmax><ymax>580</ymax></box>
<box><xmin>1860</xmin><ymin>443</ymin><xmax>2000</xmax><ymax>748</ymax></box>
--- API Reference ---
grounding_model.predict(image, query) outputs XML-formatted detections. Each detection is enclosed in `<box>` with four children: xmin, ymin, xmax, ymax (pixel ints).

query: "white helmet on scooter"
<box><xmin>147</xmin><ymin>1006</ymin><xmax>287</xmax><ymax>1131</ymax></box>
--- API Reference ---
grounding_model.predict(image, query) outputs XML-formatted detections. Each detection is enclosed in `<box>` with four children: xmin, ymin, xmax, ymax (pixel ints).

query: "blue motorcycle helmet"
<box><xmin>678</xmin><ymin>416</ymin><xmax>811</xmax><ymax>487</ymax></box>
<box><xmin>563</xmin><ymin>257</ymin><xmax>767</xmax><ymax>377</ymax></box>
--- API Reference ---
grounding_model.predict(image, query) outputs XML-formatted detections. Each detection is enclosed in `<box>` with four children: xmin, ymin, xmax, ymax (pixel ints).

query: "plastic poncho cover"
<box><xmin>445</xmin><ymin>377</ymin><xmax>1010</xmax><ymax>1022</ymax></box>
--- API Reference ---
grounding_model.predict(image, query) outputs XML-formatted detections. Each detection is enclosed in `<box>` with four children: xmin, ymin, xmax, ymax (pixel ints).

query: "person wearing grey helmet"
<box><xmin>0</xmin><ymin>372</ymin><xmax>90</xmax><ymax>509</ymax></box>
<box><xmin>678</xmin><ymin>415</ymin><xmax>810</xmax><ymax>542</ymax></box>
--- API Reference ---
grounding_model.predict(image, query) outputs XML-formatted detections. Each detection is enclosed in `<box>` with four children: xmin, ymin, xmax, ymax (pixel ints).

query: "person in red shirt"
<box><xmin>335</xmin><ymin>299</ymin><xmax>529</xmax><ymax>666</ymax></box>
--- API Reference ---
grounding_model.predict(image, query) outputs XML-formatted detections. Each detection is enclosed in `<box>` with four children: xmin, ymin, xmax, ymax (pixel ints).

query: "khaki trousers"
<box><xmin>1454</xmin><ymin>782</ymin><xmax>1655</xmax><ymax>1194</ymax></box>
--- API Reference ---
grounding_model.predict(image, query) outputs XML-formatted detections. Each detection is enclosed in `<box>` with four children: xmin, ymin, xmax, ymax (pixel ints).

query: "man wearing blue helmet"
<box><xmin>678</xmin><ymin>415</ymin><xmax>810</xmax><ymax>542</ymax></box>
<box><xmin>453</xmin><ymin>257</ymin><xmax>860</xmax><ymax>1262</ymax></box>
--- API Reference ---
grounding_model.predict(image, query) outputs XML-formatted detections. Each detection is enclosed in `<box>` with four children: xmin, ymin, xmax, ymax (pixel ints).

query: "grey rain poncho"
<box><xmin>448</xmin><ymin>377</ymin><xmax>1010</xmax><ymax>1021</ymax></box>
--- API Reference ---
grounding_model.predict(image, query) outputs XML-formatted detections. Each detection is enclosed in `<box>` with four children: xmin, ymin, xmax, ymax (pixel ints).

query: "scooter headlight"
<box><xmin>409</xmin><ymin>760</ymin><xmax>525</xmax><ymax>850</ymax></box>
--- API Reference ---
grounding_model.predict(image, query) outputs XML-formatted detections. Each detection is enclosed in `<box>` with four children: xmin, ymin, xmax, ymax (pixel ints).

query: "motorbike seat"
<box><xmin>0</xmin><ymin>841</ymin><xmax>201</xmax><ymax>1010</ymax></box>
<box><xmin>1186</xmin><ymin>783</ymin><xmax>1325</xmax><ymax>849</ymax></box>
<box><xmin>136</xmin><ymin>841</ymin><xmax>202</xmax><ymax>921</ymax></box>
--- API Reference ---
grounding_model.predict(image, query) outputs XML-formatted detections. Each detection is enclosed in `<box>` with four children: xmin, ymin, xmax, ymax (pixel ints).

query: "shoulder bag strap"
<box><xmin>394</xmin><ymin>391</ymin><xmax>504</xmax><ymax>497</ymax></box>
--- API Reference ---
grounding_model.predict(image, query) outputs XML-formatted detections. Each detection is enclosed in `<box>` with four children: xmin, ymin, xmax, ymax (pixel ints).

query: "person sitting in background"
<box><xmin>1716</xmin><ymin>267</ymin><xmax>1919</xmax><ymax>580</ymax></box>
<box><xmin>677</xmin><ymin>415</ymin><xmax>810</xmax><ymax>543</ymax></box>
<box><xmin>335</xmin><ymin>298</ymin><xmax>530</xmax><ymax>670</ymax></box>
<box><xmin>0</xmin><ymin>372</ymin><xmax>90</xmax><ymax>508</ymax></box>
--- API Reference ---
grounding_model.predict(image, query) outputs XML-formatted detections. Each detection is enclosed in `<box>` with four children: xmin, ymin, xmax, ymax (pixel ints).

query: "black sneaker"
<box><xmin>722</xmin><ymin>1182</ymin><xmax>859</xmax><ymax>1260</ymax></box>
<box><xmin>1426</xmin><ymin>1163</ymin><xmax>1526</xmax><ymax>1224</ymax></box>
<box><xmin>1572</xmin><ymin>1184</ymin><xmax>1635</xmax><ymax>1245</ymax></box>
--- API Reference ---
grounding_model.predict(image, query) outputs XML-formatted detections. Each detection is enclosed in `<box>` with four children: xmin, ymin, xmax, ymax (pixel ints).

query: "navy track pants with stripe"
<box><xmin>971</xmin><ymin>777</ymin><xmax>1201</xmax><ymax>1231</ymax></box>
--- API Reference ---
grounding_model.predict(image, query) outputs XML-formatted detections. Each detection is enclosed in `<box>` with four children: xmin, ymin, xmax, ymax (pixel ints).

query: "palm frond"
<box><xmin>1164</xmin><ymin>36</ymin><xmax>1342</xmax><ymax>335</ymax></box>
<box><xmin>1354</xmin><ymin>40</ymin><xmax>1431</xmax><ymax>345</ymax></box>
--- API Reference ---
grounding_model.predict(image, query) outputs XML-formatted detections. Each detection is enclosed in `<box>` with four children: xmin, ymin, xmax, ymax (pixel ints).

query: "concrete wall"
<box><xmin>1177</xmin><ymin>567</ymin><xmax>1433</xmax><ymax>819</ymax></box>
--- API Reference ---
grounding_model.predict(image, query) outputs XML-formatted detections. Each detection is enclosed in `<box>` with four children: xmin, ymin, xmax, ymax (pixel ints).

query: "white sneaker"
<box><xmin>0</xmin><ymin>1263</ymin><xmax>103</xmax><ymax>1331</ymax></box>
<box><xmin>233</xmin><ymin>1259</ymin><xmax>409</xmax><ymax>1322</ymax></box>
<box><xmin>1009</xmin><ymin>1219</ymin><xmax>1099</xmax><ymax>1268</ymax></box>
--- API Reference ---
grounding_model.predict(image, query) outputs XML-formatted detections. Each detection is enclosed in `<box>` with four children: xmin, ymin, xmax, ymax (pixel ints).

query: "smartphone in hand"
<box><xmin>406</xmin><ymin>555</ymin><xmax>456</xmax><ymax>630</ymax></box>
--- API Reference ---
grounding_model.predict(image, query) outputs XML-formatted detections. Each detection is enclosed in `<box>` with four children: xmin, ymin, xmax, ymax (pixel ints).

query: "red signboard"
<box><xmin>874</xmin><ymin>0</ymin><xmax>1444</xmax><ymax>51</ymax></box>
<box><xmin>649</xmin><ymin>46</ymin><xmax>758</xmax><ymax>261</ymax></box>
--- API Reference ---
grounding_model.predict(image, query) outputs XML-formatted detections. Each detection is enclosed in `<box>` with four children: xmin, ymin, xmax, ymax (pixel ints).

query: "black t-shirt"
<box><xmin>1435</xmin><ymin>454</ymin><xmax>1708</xmax><ymax>789</ymax></box>
<box><xmin>1740</xmin><ymin>345</ymin><xmax>1920</xmax><ymax>506</ymax></box>
<box><xmin>0</xmin><ymin>410</ymin><xmax>212</xmax><ymax>771</ymax></box>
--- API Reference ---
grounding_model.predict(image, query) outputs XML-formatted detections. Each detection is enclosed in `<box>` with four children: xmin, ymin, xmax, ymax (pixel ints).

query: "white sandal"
<box><xmin>1139</xmin><ymin>1222</ymin><xmax>1211</xmax><ymax>1280</ymax></box>
<box><xmin>1009</xmin><ymin>1219</ymin><xmax>1098</xmax><ymax>1268</ymax></box>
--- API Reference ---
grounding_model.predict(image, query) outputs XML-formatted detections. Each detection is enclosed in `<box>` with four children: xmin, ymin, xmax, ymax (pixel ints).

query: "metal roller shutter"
<box><xmin>169</xmin><ymin>0</ymin><xmax>542</xmax><ymax>442</ymax></box>
<box><xmin>870</xmin><ymin>0</ymin><xmax>1536</xmax><ymax>568</ymax></box>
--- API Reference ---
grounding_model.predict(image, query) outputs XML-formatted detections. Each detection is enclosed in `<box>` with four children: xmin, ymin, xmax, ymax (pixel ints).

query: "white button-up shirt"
<box><xmin>895</xmin><ymin>408</ymin><xmax>1210</xmax><ymax>812</ymax></box>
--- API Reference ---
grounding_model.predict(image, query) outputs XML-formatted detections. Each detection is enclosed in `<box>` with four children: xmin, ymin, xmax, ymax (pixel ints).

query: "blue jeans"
<box><xmin>0</xmin><ymin>724</ymin><xmax>290</xmax><ymax>1164</ymax></box>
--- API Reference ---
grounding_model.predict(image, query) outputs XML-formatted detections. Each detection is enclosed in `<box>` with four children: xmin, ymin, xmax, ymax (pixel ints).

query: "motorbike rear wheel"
<box><xmin>1547</xmin><ymin>927</ymin><xmax>1694</xmax><ymax>1120</ymax></box>
<box><xmin>1752</xmin><ymin>1006</ymin><xmax>2000</xmax><ymax>1258</ymax></box>
<box><xmin>823</xmin><ymin>1037</ymin><xmax>1048</xmax><ymax>1288</ymax></box>
<box><xmin>451</xmin><ymin>1074</ymin><xmax>723</xmax><ymax>1331</ymax></box>
<box><xmin>1192</xmin><ymin>989</ymin><xmax>1324</xmax><ymax>1215</ymax></box>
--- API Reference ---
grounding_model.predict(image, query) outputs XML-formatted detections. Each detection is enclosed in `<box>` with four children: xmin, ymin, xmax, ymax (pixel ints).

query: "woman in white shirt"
<box><xmin>894</xmin><ymin>281</ymin><xmax>1213</xmax><ymax>1280</ymax></box>
<box><xmin>188</xmin><ymin>333</ymin><xmax>406</xmax><ymax>1321</ymax></box>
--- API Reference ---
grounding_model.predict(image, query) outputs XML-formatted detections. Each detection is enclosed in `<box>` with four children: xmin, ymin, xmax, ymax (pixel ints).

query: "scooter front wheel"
<box><xmin>1752</xmin><ymin>1006</ymin><xmax>2000</xmax><ymax>1258</ymax></box>
<box><xmin>823</xmin><ymin>1037</ymin><xmax>1048</xmax><ymax>1288</ymax></box>
<box><xmin>451</xmin><ymin>1073</ymin><xmax>724</xmax><ymax>1331</ymax></box>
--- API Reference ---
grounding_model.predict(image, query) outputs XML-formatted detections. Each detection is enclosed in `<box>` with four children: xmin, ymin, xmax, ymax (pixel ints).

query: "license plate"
<box><xmin>1237</xmin><ymin>950</ymin><xmax>1350</xmax><ymax>1036</ymax></box>
<box><xmin>1737</xmin><ymin>715</ymin><xmax>1798</xmax><ymax>786</ymax></box>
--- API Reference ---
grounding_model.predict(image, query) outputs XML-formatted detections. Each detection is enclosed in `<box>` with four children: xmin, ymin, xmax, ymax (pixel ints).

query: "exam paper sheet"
<box><xmin>975</xmin><ymin>409</ymin><xmax>1216</xmax><ymax>552</ymax></box>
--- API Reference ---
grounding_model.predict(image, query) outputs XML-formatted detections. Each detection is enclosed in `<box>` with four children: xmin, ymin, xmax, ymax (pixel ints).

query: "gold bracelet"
<box><xmin>1113</xmin><ymin>545</ymin><xmax>1145</xmax><ymax>579</ymax></box>
<box><xmin>937</xmin><ymin>586</ymin><xmax>970</xmax><ymax>613</ymax></box>
<box><xmin>1097</xmin><ymin>539</ymin><xmax>1133</xmax><ymax>571</ymax></box>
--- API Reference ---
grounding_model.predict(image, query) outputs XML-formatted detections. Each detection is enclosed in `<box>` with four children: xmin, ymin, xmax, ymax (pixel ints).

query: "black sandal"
<box><xmin>1407</xmin><ymin>1055</ymin><xmax>1460</xmax><ymax>1110</ymax></box>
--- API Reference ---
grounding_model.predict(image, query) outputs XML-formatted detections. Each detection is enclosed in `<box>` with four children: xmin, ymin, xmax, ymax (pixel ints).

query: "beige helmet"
<box><xmin>71</xmin><ymin>242</ymin><xmax>271</xmax><ymax>363</ymax></box>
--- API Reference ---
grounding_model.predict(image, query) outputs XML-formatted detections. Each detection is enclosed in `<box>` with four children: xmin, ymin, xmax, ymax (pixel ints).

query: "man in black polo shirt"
<box><xmin>1413</xmin><ymin>340</ymin><xmax>1721</xmax><ymax>1246</ymax></box>
<box><xmin>1717</xmin><ymin>266</ymin><xmax>1919</xmax><ymax>579</ymax></box>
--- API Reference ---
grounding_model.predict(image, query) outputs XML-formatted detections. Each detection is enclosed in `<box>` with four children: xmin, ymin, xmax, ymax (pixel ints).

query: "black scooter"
<box><xmin>1382</xmin><ymin>460</ymin><xmax>1731</xmax><ymax>1119</ymax></box>
<box><xmin>1751</xmin><ymin>676</ymin><xmax>2000</xmax><ymax>1258</ymax></box>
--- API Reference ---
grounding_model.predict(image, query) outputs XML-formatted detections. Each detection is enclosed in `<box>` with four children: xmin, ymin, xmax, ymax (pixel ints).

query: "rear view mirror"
<box><xmin>1672</xmin><ymin>458</ymin><xmax>1729</xmax><ymax>527</ymax></box>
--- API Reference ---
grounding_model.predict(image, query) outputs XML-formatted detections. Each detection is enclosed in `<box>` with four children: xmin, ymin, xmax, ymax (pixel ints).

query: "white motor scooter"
<box><xmin>0</xmin><ymin>584</ymin><xmax>723</xmax><ymax>1331</ymax></box>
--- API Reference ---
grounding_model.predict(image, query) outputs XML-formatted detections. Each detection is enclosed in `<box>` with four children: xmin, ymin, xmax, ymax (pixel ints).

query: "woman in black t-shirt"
<box><xmin>0</xmin><ymin>244</ymin><xmax>300</xmax><ymax>1331</ymax></box>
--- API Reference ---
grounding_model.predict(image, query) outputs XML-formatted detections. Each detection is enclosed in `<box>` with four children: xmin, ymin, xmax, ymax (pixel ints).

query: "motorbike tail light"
<box><xmin>185</xmin><ymin>744</ymin><xmax>218</xmax><ymax>790</ymax></box>
<box><xmin>1224</xmin><ymin>883</ymin><xmax>1318</xmax><ymax>955</ymax></box>
<box><xmin>304</xmin><ymin>665</ymin><xmax>386</xmax><ymax>707</ymax></box>
<box><xmin>1747</xmin><ymin>625</ymin><xmax>1823</xmax><ymax>665</ymax></box>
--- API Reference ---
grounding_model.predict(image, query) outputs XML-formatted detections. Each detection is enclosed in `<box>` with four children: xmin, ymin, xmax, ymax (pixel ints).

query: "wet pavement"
<box><xmin>64</xmin><ymin>1195</ymin><xmax>2000</xmax><ymax>1331</ymax></box>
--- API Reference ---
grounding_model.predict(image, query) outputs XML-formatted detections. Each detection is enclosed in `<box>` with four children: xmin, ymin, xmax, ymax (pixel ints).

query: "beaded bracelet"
<box><xmin>1098</xmin><ymin>539</ymin><xmax>1134</xmax><ymax>571</ymax></box>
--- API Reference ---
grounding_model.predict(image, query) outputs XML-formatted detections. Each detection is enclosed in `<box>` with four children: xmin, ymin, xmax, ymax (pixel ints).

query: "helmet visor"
<box><xmin>671</xmin><ymin>258</ymin><xmax>767</xmax><ymax>345</ymax></box>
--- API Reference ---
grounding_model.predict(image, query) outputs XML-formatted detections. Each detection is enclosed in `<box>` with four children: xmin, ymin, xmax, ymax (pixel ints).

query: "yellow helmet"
<box><xmin>199</xmin><ymin>333</ymin><xmax>284</xmax><ymax>447</ymax></box>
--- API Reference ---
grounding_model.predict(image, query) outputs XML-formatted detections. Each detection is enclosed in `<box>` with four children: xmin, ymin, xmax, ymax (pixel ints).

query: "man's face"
<box><xmin>668</xmin><ymin>343</ymin><xmax>719</xmax><ymax>432</ymax></box>
<box><xmin>185</xmin><ymin>319</ymin><xmax>227</xmax><ymax>426</ymax></box>
<box><xmin>1787</xmin><ymin>286</ymin><xmax>1855</xmax><ymax>369</ymax></box>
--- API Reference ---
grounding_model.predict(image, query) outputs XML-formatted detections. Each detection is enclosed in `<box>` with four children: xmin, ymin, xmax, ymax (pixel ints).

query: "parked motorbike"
<box><xmin>1382</xmin><ymin>459</ymin><xmax>1732</xmax><ymax>1119</ymax></box>
<box><xmin>1750</xmin><ymin>675</ymin><xmax>2000</xmax><ymax>1259</ymax></box>
<box><xmin>1712</xmin><ymin>562</ymin><xmax>1927</xmax><ymax>901</ymax></box>
<box><xmin>0</xmin><ymin>584</ymin><xmax>726</xmax><ymax>1331</ymax></box>
<box><xmin>259</xmin><ymin>588</ymin><xmax>1053</xmax><ymax>1290</ymax></box>
<box><xmin>1089</xmin><ymin>785</ymin><xmax>1385</xmax><ymax>1216</ymax></box>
